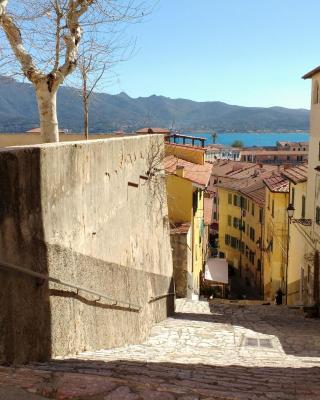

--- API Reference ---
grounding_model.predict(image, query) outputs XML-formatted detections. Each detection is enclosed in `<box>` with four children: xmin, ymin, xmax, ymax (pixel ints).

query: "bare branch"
<box><xmin>0</xmin><ymin>0</ymin><xmax>43</xmax><ymax>82</ymax></box>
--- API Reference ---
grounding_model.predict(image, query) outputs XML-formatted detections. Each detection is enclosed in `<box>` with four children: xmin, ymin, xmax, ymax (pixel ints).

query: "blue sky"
<box><xmin>107</xmin><ymin>0</ymin><xmax>320</xmax><ymax>109</ymax></box>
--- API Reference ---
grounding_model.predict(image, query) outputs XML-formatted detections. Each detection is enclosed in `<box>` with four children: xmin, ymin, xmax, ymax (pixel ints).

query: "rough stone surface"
<box><xmin>0</xmin><ymin>136</ymin><xmax>173</xmax><ymax>364</ymax></box>
<box><xmin>170</xmin><ymin>232</ymin><xmax>192</xmax><ymax>299</ymax></box>
<box><xmin>1</xmin><ymin>300</ymin><xmax>320</xmax><ymax>399</ymax></box>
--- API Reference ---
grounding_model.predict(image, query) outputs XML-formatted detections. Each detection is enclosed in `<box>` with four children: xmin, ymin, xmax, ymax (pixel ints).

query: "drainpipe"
<box><xmin>285</xmin><ymin>200</ymin><xmax>290</xmax><ymax>305</ymax></box>
<box><xmin>260</xmin><ymin>211</ymin><xmax>264</xmax><ymax>299</ymax></box>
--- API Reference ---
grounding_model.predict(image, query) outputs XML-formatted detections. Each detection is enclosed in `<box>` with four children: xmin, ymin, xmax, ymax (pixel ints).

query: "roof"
<box><xmin>170</xmin><ymin>222</ymin><xmax>191</xmax><ymax>235</ymax></box>
<box><xmin>211</xmin><ymin>160</ymin><xmax>256</xmax><ymax>177</ymax></box>
<box><xmin>211</xmin><ymin>160</ymin><xmax>277</xmax><ymax>179</ymax></box>
<box><xmin>302</xmin><ymin>66</ymin><xmax>320</xmax><ymax>79</ymax></box>
<box><xmin>216</xmin><ymin>177</ymin><xmax>267</xmax><ymax>206</ymax></box>
<box><xmin>263</xmin><ymin>175</ymin><xmax>289</xmax><ymax>193</ymax></box>
<box><xmin>277</xmin><ymin>141</ymin><xmax>308</xmax><ymax>147</ymax></box>
<box><xmin>282</xmin><ymin>164</ymin><xmax>308</xmax><ymax>184</ymax></box>
<box><xmin>26</xmin><ymin>127</ymin><xmax>66</xmax><ymax>134</ymax></box>
<box><xmin>164</xmin><ymin>155</ymin><xmax>212</xmax><ymax>187</ymax></box>
<box><xmin>204</xmin><ymin>197</ymin><xmax>214</xmax><ymax>225</ymax></box>
<box><xmin>240</xmin><ymin>180</ymin><xmax>266</xmax><ymax>206</ymax></box>
<box><xmin>136</xmin><ymin>127</ymin><xmax>170</xmax><ymax>134</ymax></box>
<box><xmin>241</xmin><ymin>150</ymin><xmax>308</xmax><ymax>156</ymax></box>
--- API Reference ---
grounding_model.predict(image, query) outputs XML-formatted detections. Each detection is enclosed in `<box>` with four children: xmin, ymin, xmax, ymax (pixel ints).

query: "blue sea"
<box><xmin>178</xmin><ymin>132</ymin><xmax>309</xmax><ymax>147</ymax></box>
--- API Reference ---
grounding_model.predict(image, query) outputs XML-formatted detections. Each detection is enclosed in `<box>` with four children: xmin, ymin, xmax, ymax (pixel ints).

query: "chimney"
<box><xmin>176</xmin><ymin>164</ymin><xmax>185</xmax><ymax>178</ymax></box>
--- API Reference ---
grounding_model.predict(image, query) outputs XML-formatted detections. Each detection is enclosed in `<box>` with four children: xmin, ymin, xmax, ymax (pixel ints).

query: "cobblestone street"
<box><xmin>1</xmin><ymin>300</ymin><xmax>320</xmax><ymax>400</ymax></box>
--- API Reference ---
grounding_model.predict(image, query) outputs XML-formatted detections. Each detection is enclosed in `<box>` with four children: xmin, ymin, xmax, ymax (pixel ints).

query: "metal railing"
<box><xmin>149</xmin><ymin>292</ymin><xmax>176</xmax><ymax>303</ymax></box>
<box><xmin>0</xmin><ymin>260</ymin><xmax>142</xmax><ymax>312</ymax></box>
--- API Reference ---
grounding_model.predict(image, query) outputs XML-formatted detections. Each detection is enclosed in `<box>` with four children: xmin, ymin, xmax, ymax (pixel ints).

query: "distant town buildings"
<box><xmin>164</xmin><ymin>144</ymin><xmax>212</xmax><ymax>299</ymax></box>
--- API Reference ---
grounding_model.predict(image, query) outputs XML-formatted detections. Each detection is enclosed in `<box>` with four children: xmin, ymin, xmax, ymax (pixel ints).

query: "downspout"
<box><xmin>286</xmin><ymin>192</ymin><xmax>290</xmax><ymax>305</ymax></box>
<box><xmin>260</xmin><ymin>208</ymin><xmax>264</xmax><ymax>299</ymax></box>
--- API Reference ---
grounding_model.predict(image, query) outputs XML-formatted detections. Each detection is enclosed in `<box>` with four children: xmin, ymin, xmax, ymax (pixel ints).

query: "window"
<box><xmin>301</xmin><ymin>195</ymin><xmax>306</xmax><ymax>219</ymax></box>
<box><xmin>228</xmin><ymin>193</ymin><xmax>232</xmax><ymax>204</ymax></box>
<box><xmin>228</xmin><ymin>215</ymin><xmax>232</xmax><ymax>226</ymax></box>
<box><xmin>230</xmin><ymin>236</ymin><xmax>238</xmax><ymax>249</ymax></box>
<box><xmin>268</xmin><ymin>193</ymin><xmax>270</xmax><ymax>210</ymax></box>
<box><xmin>233</xmin><ymin>194</ymin><xmax>238</xmax><ymax>206</ymax></box>
<box><xmin>193</xmin><ymin>190</ymin><xmax>198</xmax><ymax>213</ymax></box>
<box><xmin>257</xmin><ymin>259</ymin><xmax>261</xmax><ymax>271</ymax></box>
<box><xmin>213</xmin><ymin>212</ymin><xmax>217</xmax><ymax>220</ymax></box>
<box><xmin>240</xmin><ymin>196</ymin><xmax>247</xmax><ymax>210</ymax></box>
<box><xmin>250</xmin><ymin>227</ymin><xmax>255</xmax><ymax>242</ymax></box>
<box><xmin>271</xmin><ymin>200</ymin><xmax>274</xmax><ymax>218</ymax></box>
<box><xmin>316</xmin><ymin>207</ymin><xmax>320</xmax><ymax>225</ymax></box>
<box><xmin>259</xmin><ymin>209</ymin><xmax>263</xmax><ymax>223</ymax></box>
<box><xmin>242</xmin><ymin>221</ymin><xmax>246</xmax><ymax>232</ymax></box>
<box><xmin>291</xmin><ymin>187</ymin><xmax>295</xmax><ymax>206</ymax></box>
<box><xmin>252</xmin><ymin>202</ymin><xmax>255</xmax><ymax>216</ymax></box>
<box><xmin>233</xmin><ymin>217</ymin><xmax>239</xmax><ymax>229</ymax></box>
<box><xmin>225</xmin><ymin>235</ymin><xmax>230</xmax><ymax>245</ymax></box>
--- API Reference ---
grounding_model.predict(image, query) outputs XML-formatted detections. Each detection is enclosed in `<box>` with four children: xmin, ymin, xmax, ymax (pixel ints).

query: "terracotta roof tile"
<box><xmin>164</xmin><ymin>155</ymin><xmax>212</xmax><ymax>187</ymax></box>
<box><xmin>241</xmin><ymin>150</ymin><xmax>308</xmax><ymax>155</ymax></box>
<box><xmin>170</xmin><ymin>222</ymin><xmax>191</xmax><ymax>235</ymax></box>
<box><xmin>282</xmin><ymin>164</ymin><xmax>308</xmax><ymax>184</ymax></box>
<box><xmin>211</xmin><ymin>160</ymin><xmax>277</xmax><ymax>179</ymax></box>
<box><xmin>263</xmin><ymin>175</ymin><xmax>289</xmax><ymax>193</ymax></box>
<box><xmin>216</xmin><ymin>177</ymin><xmax>267</xmax><ymax>206</ymax></box>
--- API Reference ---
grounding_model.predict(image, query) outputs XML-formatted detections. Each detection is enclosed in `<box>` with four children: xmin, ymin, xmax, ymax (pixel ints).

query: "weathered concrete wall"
<box><xmin>0</xmin><ymin>135</ymin><xmax>173</xmax><ymax>365</ymax></box>
<box><xmin>0</xmin><ymin>133</ymin><xmax>126</xmax><ymax>148</ymax></box>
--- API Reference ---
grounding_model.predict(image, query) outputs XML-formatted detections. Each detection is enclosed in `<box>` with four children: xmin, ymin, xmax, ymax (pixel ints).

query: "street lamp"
<box><xmin>286</xmin><ymin>204</ymin><xmax>312</xmax><ymax>226</ymax></box>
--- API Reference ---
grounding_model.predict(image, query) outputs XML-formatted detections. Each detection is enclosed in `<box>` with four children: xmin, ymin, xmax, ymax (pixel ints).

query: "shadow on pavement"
<box><xmin>1</xmin><ymin>359</ymin><xmax>319</xmax><ymax>400</ymax></box>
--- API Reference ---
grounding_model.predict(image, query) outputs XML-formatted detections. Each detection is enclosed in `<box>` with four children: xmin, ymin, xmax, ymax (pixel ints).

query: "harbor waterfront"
<box><xmin>181</xmin><ymin>132</ymin><xmax>309</xmax><ymax>147</ymax></box>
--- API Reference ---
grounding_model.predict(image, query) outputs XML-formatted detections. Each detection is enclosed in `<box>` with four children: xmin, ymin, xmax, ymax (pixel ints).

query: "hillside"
<box><xmin>0</xmin><ymin>77</ymin><xmax>309</xmax><ymax>133</ymax></box>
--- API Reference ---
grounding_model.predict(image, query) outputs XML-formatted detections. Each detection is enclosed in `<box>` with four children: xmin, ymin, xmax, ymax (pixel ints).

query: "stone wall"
<box><xmin>0</xmin><ymin>135</ymin><xmax>173</xmax><ymax>365</ymax></box>
<box><xmin>170</xmin><ymin>230</ymin><xmax>192</xmax><ymax>298</ymax></box>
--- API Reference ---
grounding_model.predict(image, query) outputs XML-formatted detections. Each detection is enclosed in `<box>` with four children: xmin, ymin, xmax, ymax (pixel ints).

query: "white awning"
<box><xmin>205</xmin><ymin>258</ymin><xmax>228</xmax><ymax>284</ymax></box>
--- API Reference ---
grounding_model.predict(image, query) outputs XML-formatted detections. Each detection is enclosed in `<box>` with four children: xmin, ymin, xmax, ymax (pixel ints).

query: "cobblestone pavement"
<box><xmin>1</xmin><ymin>300</ymin><xmax>320</xmax><ymax>399</ymax></box>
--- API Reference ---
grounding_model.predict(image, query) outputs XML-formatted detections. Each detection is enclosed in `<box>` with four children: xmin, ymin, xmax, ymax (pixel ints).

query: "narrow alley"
<box><xmin>1</xmin><ymin>300</ymin><xmax>320</xmax><ymax>400</ymax></box>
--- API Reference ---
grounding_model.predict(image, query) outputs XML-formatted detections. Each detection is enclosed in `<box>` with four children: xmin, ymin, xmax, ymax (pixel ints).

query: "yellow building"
<box><xmin>217</xmin><ymin>179</ymin><xmax>265</xmax><ymax>296</ymax></box>
<box><xmin>301</xmin><ymin>66</ymin><xmax>320</xmax><ymax>307</ymax></box>
<box><xmin>164</xmin><ymin>144</ymin><xmax>212</xmax><ymax>299</ymax></box>
<box><xmin>263</xmin><ymin>175</ymin><xmax>289</xmax><ymax>302</ymax></box>
<box><xmin>282</xmin><ymin>165</ymin><xmax>308</xmax><ymax>305</ymax></box>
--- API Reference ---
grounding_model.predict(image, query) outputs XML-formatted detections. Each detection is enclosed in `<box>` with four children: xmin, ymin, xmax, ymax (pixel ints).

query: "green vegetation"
<box><xmin>231</xmin><ymin>140</ymin><xmax>244</xmax><ymax>148</ymax></box>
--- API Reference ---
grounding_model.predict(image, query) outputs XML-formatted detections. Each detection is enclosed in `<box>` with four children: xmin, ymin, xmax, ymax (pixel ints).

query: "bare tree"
<box><xmin>72</xmin><ymin>29</ymin><xmax>133</xmax><ymax>139</ymax></box>
<box><xmin>0</xmin><ymin>1</ymin><xmax>146</xmax><ymax>142</ymax></box>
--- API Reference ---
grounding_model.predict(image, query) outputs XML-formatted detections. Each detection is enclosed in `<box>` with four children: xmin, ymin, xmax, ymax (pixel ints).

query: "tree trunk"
<box><xmin>83</xmin><ymin>95</ymin><xmax>89</xmax><ymax>140</ymax></box>
<box><xmin>82</xmin><ymin>73</ymin><xmax>89</xmax><ymax>140</ymax></box>
<box><xmin>35</xmin><ymin>80</ymin><xmax>59</xmax><ymax>143</ymax></box>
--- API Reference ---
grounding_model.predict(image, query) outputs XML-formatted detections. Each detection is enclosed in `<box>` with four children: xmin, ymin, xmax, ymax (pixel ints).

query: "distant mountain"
<box><xmin>0</xmin><ymin>76</ymin><xmax>310</xmax><ymax>133</ymax></box>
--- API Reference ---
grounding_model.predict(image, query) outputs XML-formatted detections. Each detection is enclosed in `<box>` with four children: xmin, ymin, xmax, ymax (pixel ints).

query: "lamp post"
<box><xmin>286</xmin><ymin>204</ymin><xmax>312</xmax><ymax>226</ymax></box>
